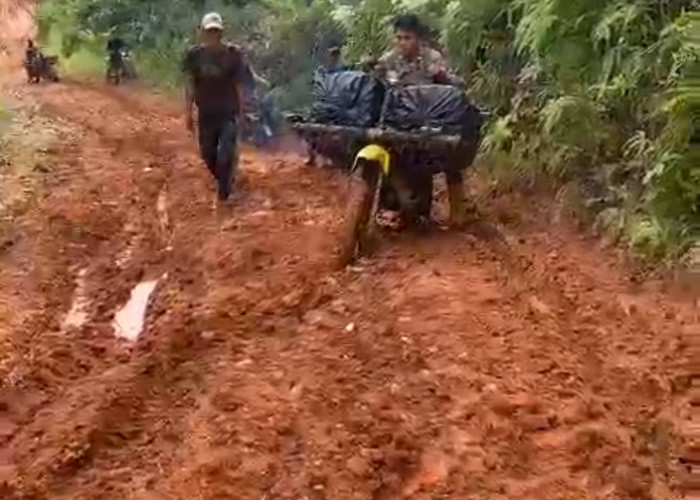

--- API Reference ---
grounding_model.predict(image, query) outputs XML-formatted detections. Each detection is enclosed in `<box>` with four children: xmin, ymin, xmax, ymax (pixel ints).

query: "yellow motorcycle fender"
<box><xmin>353</xmin><ymin>144</ymin><xmax>391</xmax><ymax>176</ymax></box>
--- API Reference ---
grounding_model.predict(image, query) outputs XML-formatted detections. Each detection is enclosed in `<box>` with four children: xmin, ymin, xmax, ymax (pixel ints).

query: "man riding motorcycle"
<box><xmin>25</xmin><ymin>40</ymin><xmax>37</xmax><ymax>65</ymax></box>
<box><xmin>373</xmin><ymin>14</ymin><xmax>468</xmax><ymax>227</ymax></box>
<box><xmin>106</xmin><ymin>35</ymin><xmax>134</xmax><ymax>83</ymax></box>
<box><xmin>24</xmin><ymin>39</ymin><xmax>39</xmax><ymax>82</ymax></box>
<box><xmin>24</xmin><ymin>39</ymin><xmax>59</xmax><ymax>83</ymax></box>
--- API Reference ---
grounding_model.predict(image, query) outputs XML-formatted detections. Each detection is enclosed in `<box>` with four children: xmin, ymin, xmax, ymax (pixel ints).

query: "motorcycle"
<box><xmin>106</xmin><ymin>49</ymin><xmax>137</xmax><ymax>85</ymax></box>
<box><xmin>288</xmin><ymin>71</ymin><xmax>484</xmax><ymax>259</ymax></box>
<box><xmin>25</xmin><ymin>52</ymin><xmax>60</xmax><ymax>83</ymax></box>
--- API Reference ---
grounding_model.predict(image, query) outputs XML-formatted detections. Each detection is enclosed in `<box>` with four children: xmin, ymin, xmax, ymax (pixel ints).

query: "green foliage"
<box><xmin>340</xmin><ymin>0</ymin><xmax>396</xmax><ymax>61</ymax></box>
<box><xmin>478</xmin><ymin>0</ymin><xmax>698</xmax><ymax>260</ymax></box>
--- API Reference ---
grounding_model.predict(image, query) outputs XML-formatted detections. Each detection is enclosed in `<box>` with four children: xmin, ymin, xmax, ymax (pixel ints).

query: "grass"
<box><xmin>0</xmin><ymin>100</ymin><xmax>67</xmax><ymax>218</ymax></box>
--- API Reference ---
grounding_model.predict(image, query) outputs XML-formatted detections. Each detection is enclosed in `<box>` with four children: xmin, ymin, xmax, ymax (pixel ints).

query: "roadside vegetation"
<box><xmin>35</xmin><ymin>0</ymin><xmax>699</xmax><ymax>264</ymax></box>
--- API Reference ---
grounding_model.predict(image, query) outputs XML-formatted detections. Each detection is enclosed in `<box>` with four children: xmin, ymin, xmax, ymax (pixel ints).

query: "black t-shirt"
<box><xmin>182</xmin><ymin>43</ymin><xmax>245</xmax><ymax>117</ymax></box>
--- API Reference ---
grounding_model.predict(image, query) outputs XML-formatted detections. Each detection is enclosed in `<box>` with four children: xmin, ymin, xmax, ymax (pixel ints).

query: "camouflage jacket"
<box><xmin>376</xmin><ymin>46</ymin><xmax>464</xmax><ymax>87</ymax></box>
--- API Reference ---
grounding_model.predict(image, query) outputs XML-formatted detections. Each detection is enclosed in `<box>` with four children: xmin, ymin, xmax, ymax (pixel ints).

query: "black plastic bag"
<box><xmin>311</xmin><ymin>70</ymin><xmax>384</xmax><ymax>127</ymax></box>
<box><xmin>381</xmin><ymin>84</ymin><xmax>482</xmax><ymax>138</ymax></box>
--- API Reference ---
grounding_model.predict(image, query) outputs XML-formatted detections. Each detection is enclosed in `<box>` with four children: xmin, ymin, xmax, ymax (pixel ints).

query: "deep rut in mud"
<box><xmin>0</xmin><ymin>79</ymin><xmax>696</xmax><ymax>500</ymax></box>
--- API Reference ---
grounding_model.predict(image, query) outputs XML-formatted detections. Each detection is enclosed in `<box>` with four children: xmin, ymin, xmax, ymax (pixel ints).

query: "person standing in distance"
<box><xmin>182</xmin><ymin>12</ymin><xmax>246</xmax><ymax>204</ymax></box>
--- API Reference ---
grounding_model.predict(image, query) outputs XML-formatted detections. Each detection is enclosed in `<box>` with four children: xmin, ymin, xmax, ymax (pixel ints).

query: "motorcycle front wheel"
<box><xmin>338</xmin><ymin>157</ymin><xmax>382</xmax><ymax>265</ymax></box>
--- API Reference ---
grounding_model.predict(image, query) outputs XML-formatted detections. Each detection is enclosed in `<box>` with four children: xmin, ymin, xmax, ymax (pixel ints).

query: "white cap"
<box><xmin>201</xmin><ymin>12</ymin><xmax>224</xmax><ymax>31</ymax></box>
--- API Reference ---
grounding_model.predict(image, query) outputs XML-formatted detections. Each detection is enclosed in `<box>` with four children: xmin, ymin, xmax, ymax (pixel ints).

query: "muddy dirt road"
<box><xmin>0</xmin><ymin>39</ymin><xmax>698</xmax><ymax>500</ymax></box>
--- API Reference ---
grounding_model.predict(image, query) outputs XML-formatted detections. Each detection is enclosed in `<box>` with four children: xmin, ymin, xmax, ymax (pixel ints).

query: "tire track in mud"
<box><xmin>1</xmin><ymin>81</ymin><xmax>694</xmax><ymax>499</ymax></box>
<box><xmin>2</xmin><ymin>81</ymin><xmax>356</xmax><ymax>498</ymax></box>
<box><xmin>1</xmin><ymin>85</ymin><xmax>183</xmax><ymax>497</ymax></box>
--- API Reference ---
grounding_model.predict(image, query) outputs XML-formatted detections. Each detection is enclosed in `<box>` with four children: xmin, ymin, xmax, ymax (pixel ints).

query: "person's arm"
<box><xmin>251</xmin><ymin>68</ymin><xmax>270</xmax><ymax>89</ymax></box>
<box><xmin>182</xmin><ymin>48</ymin><xmax>195</xmax><ymax>132</ymax></box>
<box><xmin>235</xmin><ymin>82</ymin><xmax>246</xmax><ymax>120</ymax></box>
<box><xmin>232</xmin><ymin>49</ymin><xmax>248</xmax><ymax>121</ymax></box>
<box><xmin>428</xmin><ymin>49</ymin><xmax>465</xmax><ymax>88</ymax></box>
<box><xmin>185</xmin><ymin>80</ymin><xmax>195</xmax><ymax>131</ymax></box>
<box><xmin>434</xmin><ymin>69</ymin><xmax>465</xmax><ymax>88</ymax></box>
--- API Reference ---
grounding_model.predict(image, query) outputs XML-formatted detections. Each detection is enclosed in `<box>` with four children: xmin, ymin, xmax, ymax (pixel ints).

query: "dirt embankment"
<box><xmin>0</xmin><ymin>9</ymin><xmax>697</xmax><ymax>500</ymax></box>
<box><xmin>0</xmin><ymin>0</ymin><xmax>35</xmax><ymax>55</ymax></box>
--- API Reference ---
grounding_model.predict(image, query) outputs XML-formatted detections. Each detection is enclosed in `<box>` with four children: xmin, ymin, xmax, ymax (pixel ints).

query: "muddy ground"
<box><xmin>0</xmin><ymin>15</ymin><xmax>698</xmax><ymax>500</ymax></box>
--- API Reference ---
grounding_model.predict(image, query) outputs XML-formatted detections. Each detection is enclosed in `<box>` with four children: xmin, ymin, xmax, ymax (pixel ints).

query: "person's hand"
<box><xmin>185</xmin><ymin>112</ymin><xmax>194</xmax><ymax>134</ymax></box>
<box><xmin>432</xmin><ymin>69</ymin><xmax>450</xmax><ymax>84</ymax></box>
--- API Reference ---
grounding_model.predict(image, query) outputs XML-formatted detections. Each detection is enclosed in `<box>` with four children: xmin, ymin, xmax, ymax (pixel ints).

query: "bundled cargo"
<box><xmin>311</xmin><ymin>70</ymin><xmax>384</xmax><ymax>127</ymax></box>
<box><xmin>381</xmin><ymin>84</ymin><xmax>482</xmax><ymax>138</ymax></box>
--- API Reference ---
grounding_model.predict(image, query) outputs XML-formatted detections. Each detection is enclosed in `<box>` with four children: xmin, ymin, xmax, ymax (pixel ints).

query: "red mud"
<box><xmin>0</xmin><ymin>17</ymin><xmax>697</xmax><ymax>500</ymax></box>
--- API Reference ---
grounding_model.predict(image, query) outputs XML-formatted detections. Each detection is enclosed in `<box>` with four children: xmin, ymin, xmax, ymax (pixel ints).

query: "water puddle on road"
<box><xmin>63</xmin><ymin>268</ymin><xmax>88</xmax><ymax>329</ymax></box>
<box><xmin>112</xmin><ymin>273</ymin><xmax>166</xmax><ymax>341</ymax></box>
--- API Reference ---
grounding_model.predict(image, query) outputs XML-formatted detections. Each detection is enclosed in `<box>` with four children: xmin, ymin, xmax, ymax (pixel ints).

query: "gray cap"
<box><xmin>201</xmin><ymin>12</ymin><xmax>224</xmax><ymax>31</ymax></box>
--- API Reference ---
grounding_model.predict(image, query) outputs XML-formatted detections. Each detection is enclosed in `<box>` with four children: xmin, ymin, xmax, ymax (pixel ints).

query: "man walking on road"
<box><xmin>182</xmin><ymin>12</ymin><xmax>246</xmax><ymax>204</ymax></box>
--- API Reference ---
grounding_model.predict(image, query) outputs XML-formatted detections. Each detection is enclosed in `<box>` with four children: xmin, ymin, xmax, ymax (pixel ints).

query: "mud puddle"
<box><xmin>112</xmin><ymin>274</ymin><xmax>166</xmax><ymax>341</ymax></box>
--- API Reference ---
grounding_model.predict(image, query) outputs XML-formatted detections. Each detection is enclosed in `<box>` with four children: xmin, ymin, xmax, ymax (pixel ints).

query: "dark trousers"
<box><xmin>198</xmin><ymin>113</ymin><xmax>239</xmax><ymax>200</ymax></box>
<box><xmin>390</xmin><ymin>169</ymin><xmax>463</xmax><ymax>221</ymax></box>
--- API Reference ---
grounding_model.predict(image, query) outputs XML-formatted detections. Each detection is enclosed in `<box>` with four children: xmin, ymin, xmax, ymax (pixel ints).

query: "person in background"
<box><xmin>182</xmin><ymin>12</ymin><xmax>247</xmax><ymax>205</ymax></box>
<box><xmin>106</xmin><ymin>34</ymin><xmax>127</xmax><ymax>58</ymax></box>
<box><xmin>25</xmin><ymin>39</ymin><xmax>37</xmax><ymax>63</ymax></box>
<box><xmin>307</xmin><ymin>46</ymin><xmax>349</xmax><ymax>166</ymax></box>
<box><xmin>106</xmin><ymin>34</ymin><xmax>128</xmax><ymax>79</ymax></box>
<box><xmin>314</xmin><ymin>46</ymin><xmax>349</xmax><ymax>78</ymax></box>
<box><xmin>24</xmin><ymin>39</ymin><xmax>41</xmax><ymax>82</ymax></box>
<box><xmin>241</xmin><ymin>61</ymin><xmax>270</xmax><ymax>114</ymax></box>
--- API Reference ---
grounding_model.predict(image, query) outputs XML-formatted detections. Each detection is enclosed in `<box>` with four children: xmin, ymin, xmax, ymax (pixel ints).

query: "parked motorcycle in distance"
<box><xmin>25</xmin><ymin>52</ymin><xmax>60</xmax><ymax>83</ymax></box>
